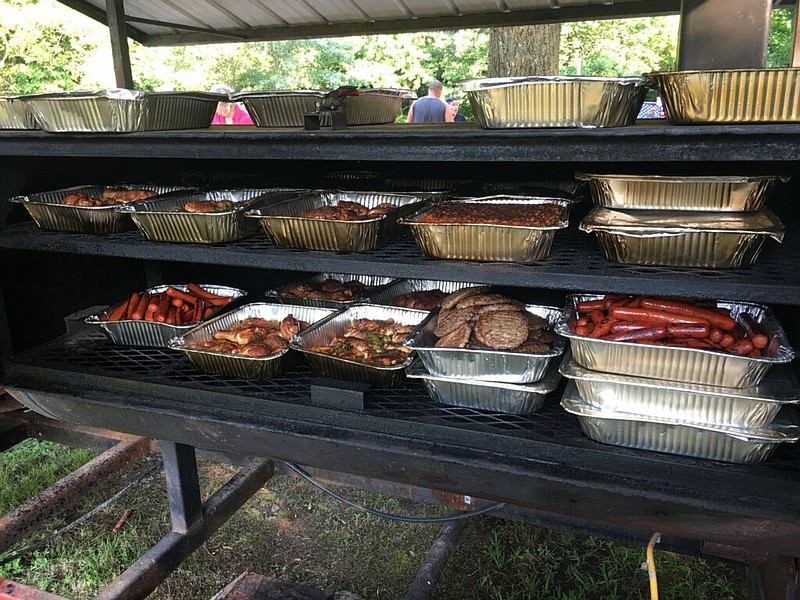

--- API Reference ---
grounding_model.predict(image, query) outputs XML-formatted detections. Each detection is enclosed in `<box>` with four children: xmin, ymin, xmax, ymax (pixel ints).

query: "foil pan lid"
<box><xmin>23</xmin><ymin>89</ymin><xmax>226</xmax><ymax>102</ymax></box>
<box><xmin>574</xmin><ymin>173</ymin><xmax>784</xmax><ymax>184</ymax></box>
<box><xmin>579</xmin><ymin>205</ymin><xmax>785</xmax><ymax>241</ymax></box>
<box><xmin>457</xmin><ymin>75</ymin><xmax>650</xmax><ymax>91</ymax></box>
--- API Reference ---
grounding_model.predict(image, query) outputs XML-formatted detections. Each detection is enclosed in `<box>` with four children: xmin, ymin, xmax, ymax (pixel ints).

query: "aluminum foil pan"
<box><xmin>647</xmin><ymin>68</ymin><xmax>800</xmax><ymax>124</ymax></box>
<box><xmin>290</xmin><ymin>304</ymin><xmax>428</xmax><ymax>388</ymax></box>
<box><xmin>458</xmin><ymin>76</ymin><xmax>649</xmax><ymax>129</ymax></box>
<box><xmin>555</xmin><ymin>294</ymin><xmax>795</xmax><ymax>388</ymax></box>
<box><xmin>576</xmin><ymin>173</ymin><xmax>781</xmax><ymax>212</ymax></box>
<box><xmin>23</xmin><ymin>89</ymin><xmax>224</xmax><ymax>133</ymax></box>
<box><xmin>232</xmin><ymin>90</ymin><xmax>324</xmax><ymax>127</ymax></box>
<box><xmin>246</xmin><ymin>190</ymin><xmax>433</xmax><ymax>252</ymax></box>
<box><xmin>400</xmin><ymin>196</ymin><xmax>571</xmax><ymax>264</ymax></box>
<box><xmin>368</xmin><ymin>279</ymin><xmax>482</xmax><ymax>307</ymax></box>
<box><xmin>9</xmin><ymin>184</ymin><xmax>193</xmax><ymax>234</ymax></box>
<box><xmin>580</xmin><ymin>206</ymin><xmax>784</xmax><ymax>268</ymax></box>
<box><xmin>85</xmin><ymin>284</ymin><xmax>246</xmax><ymax>347</ymax></box>
<box><xmin>406</xmin><ymin>304</ymin><xmax>566</xmax><ymax>384</ymax></box>
<box><xmin>266</xmin><ymin>273</ymin><xmax>399</xmax><ymax>309</ymax></box>
<box><xmin>561</xmin><ymin>381</ymin><xmax>799</xmax><ymax>464</ymax></box>
<box><xmin>118</xmin><ymin>188</ymin><xmax>302</xmax><ymax>244</ymax></box>
<box><xmin>454</xmin><ymin>180</ymin><xmax>586</xmax><ymax>198</ymax></box>
<box><xmin>340</xmin><ymin>89</ymin><xmax>416</xmax><ymax>125</ymax></box>
<box><xmin>407</xmin><ymin>356</ymin><xmax>561</xmax><ymax>414</ymax></box>
<box><xmin>559</xmin><ymin>349</ymin><xmax>800</xmax><ymax>429</ymax></box>
<box><xmin>168</xmin><ymin>303</ymin><xmax>335</xmax><ymax>380</ymax></box>
<box><xmin>0</xmin><ymin>96</ymin><xmax>37</xmax><ymax>129</ymax></box>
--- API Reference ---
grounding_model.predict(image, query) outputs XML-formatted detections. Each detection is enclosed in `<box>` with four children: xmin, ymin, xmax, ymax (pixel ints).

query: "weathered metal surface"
<box><xmin>211</xmin><ymin>572</ymin><xmax>328</xmax><ymax>600</ymax></box>
<box><xmin>0</xmin><ymin>579</ymin><xmax>69</xmax><ymax>600</ymax></box>
<box><xmin>404</xmin><ymin>520</ymin><xmax>466</xmax><ymax>600</ymax></box>
<box><xmin>159</xmin><ymin>442</ymin><xmax>202</xmax><ymax>534</ymax></box>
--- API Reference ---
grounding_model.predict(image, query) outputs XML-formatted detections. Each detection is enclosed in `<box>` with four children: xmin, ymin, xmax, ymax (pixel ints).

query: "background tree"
<box><xmin>488</xmin><ymin>24</ymin><xmax>560</xmax><ymax>77</ymax></box>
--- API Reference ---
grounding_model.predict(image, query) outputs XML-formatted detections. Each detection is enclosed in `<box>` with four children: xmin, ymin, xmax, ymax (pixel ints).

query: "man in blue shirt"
<box><xmin>407</xmin><ymin>80</ymin><xmax>452</xmax><ymax>123</ymax></box>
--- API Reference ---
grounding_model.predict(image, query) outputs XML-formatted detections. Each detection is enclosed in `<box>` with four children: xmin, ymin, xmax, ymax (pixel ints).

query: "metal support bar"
<box><xmin>404</xmin><ymin>519</ymin><xmax>466</xmax><ymax>600</ymax></box>
<box><xmin>744</xmin><ymin>554</ymin><xmax>800</xmax><ymax>600</ymax></box>
<box><xmin>94</xmin><ymin>456</ymin><xmax>274</xmax><ymax>600</ymax></box>
<box><xmin>159</xmin><ymin>441</ymin><xmax>202</xmax><ymax>534</ymax></box>
<box><xmin>105</xmin><ymin>0</ymin><xmax>133</xmax><ymax>88</ymax></box>
<box><xmin>0</xmin><ymin>579</ymin><xmax>70</xmax><ymax>600</ymax></box>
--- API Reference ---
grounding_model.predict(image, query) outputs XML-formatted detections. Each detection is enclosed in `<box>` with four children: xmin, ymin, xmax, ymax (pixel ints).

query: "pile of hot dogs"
<box><xmin>100</xmin><ymin>283</ymin><xmax>234</xmax><ymax>325</ymax></box>
<box><xmin>572</xmin><ymin>294</ymin><xmax>771</xmax><ymax>357</ymax></box>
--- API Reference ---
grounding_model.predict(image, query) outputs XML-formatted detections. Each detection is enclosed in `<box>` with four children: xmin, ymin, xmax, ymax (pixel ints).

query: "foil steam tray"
<box><xmin>576</xmin><ymin>173</ymin><xmax>781</xmax><ymax>212</ymax></box>
<box><xmin>290</xmin><ymin>303</ymin><xmax>428</xmax><ymax>388</ymax></box>
<box><xmin>647</xmin><ymin>68</ymin><xmax>800</xmax><ymax>124</ymax></box>
<box><xmin>561</xmin><ymin>381</ymin><xmax>799</xmax><ymax>464</ymax></box>
<box><xmin>339</xmin><ymin>89</ymin><xmax>416</xmax><ymax>125</ymax></box>
<box><xmin>168</xmin><ymin>303</ymin><xmax>336</xmax><ymax>380</ymax></box>
<box><xmin>458</xmin><ymin>76</ymin><xmax>649</xmax><ymax>129</ymax></box>
<box><xmin>400</xmin><ymin>196</ymin><xmax>571</xmax><ymax>264</ymax></box>
<box><xmin>23</xmin><ymin>89</ymin><xmax>224</xmax><ymax>133</ymax></box>
<box><xmin>85</xmin><ymin>284</ymin><xmax>246</xmax><ymax>347</ymax></box>
<box><xmin>406</xmin><ymin>304</ymin><xmax>566</xmax><ymax>384</ymax></box>
<box><xmin>580</xmin><ymin>205</ymin><xmax>785</xmax><ymax>268</ymax></box>
<box><xmin>232</xmin><ymin>90</ymin><xmax>324</xmax><ymax>127</ymax></box>
<box><xmin>9</xmin><ymin>184</ymin><xmax>193</xmax><ymax>234</ymax></box>
<box><xmin>407</xmin><ymin>357</ymin><xmax>561</xmax><ymax>414</ymax></box>
<box><xmin>454</xmin><ymin>180</ymin><xmax>586</xmax><ymax>199</ymax></box>
<box><xmin>266</xmin><ymin>273</ymin><xmax>399</xmax><ymax>309</ymax></box>
<box><xmin>0</xmin><ymin>96</ymin><xmax>37</xmax><ymax>129</ymax></box>
<box><xmin>368</xmin><ymin>279</ymin><xmax>483</xmax><ymax>307</ymax></box>
<box><xmin>118</xmin><ymin>188</ymin><xmax>303</xmax><ymax>244</ymax></box>
<box><xmin>556</xmin><ymin>294</ymin><xmax>795</xmax><ymax>388</ymax></box>
<box><xmin>559</xmin><ymin>349</ymin><xmax>800</xmax><ymax>429</ymax></box>
<box><xmin>246</xmin><ymin>190</ymin><xmax>433</xmax><ymax>252</ymax></box>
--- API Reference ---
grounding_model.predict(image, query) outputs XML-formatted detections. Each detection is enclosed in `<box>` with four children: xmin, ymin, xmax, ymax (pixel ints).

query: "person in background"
<box><xmin>446</xmin><ymin>96</ymin><xmax>467</xmax><ymax>122</ymax></box>
<box><xmin>210</xmin><ymin>84</ymin><xmax>254</xmax><ymax>125</ymax></box>
<box><xmin>406</xmin><ymin>80</ymin><xmax>454</xmax><ymax>123</ymax></box>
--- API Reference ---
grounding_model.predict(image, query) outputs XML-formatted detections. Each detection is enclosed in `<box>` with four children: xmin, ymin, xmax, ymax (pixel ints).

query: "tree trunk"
<box><xmin>488</xmin><ymin>24</ymin><xmax>561</xmax><ymax>77</ymax></box>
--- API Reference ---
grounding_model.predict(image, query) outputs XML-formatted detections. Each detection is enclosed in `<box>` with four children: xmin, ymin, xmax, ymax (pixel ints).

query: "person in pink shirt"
<box><xmin>210</xmin><ymin>84</ymin><xmax>254</xmax><ymax>125</ymax></box>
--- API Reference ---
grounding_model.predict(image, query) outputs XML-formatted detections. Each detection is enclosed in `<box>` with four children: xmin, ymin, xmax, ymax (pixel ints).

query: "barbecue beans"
<box><xmin>418</xmin><ymin>202</ymin><xmax>563</xmax><ymax>227</ymax></box>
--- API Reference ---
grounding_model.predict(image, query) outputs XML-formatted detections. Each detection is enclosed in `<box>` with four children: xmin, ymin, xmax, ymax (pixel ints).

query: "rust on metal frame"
<box><xmin>0</xmin><ymin>579</ymin><xmax>70</xmax><ymax>600</ymax></box>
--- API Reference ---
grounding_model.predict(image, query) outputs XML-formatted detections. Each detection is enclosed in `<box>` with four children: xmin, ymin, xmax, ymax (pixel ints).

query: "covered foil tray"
<box><xmin>556</xmin><ymin>294</ymin><xmax>795</xmax><ymax>388</ymax></box>
<box><xmin>10</xmin><ymin>184</ymin><xmax>193</xmax><ymax>234</ymax></box>
<box><xmin>246</xmin><ymin>190</ymin><xmax>433</xmax><ymax>252</ymax></box>
<box><xmin>118</xmin><ymin>188</ymin><xmax>303</xmax><ymax>244</ymax></box>
<box><xmin>576</xmin><ymin>173</ymin><xmax>781</xmax><ymax>212</ymax></box>
<box><xmin>340</xmin><ymin>89</ymin><xmax>416</xmax><ymax>125</ymax></box>
<box><xmin>23</xmin><ymin>89</ymin><xmax>224</xmax><ymax>133</ymax></box>
<box><xmin>407</xmin><ymin>357</ymin><xmax>560</xmax><ymax>414</ymax></box>
<box><xmin>561</xmin><ymin>381</ymin><xmax>799</xmax><ymax>464</ymax></box>
<box><xmin>406</xmin><ymin>304</ymin><xmax>566</xmax><ymax>384</ymax></box>
<box><xmin>266</xmin><ymin>273</ymin><xmax>399</xmax><ymax>309</ymax></box>
<box><xmin>168</xmin><ymin>303</ymin><xmax>336</xmax><ymax>380</ymax></box>
<box><xmin>560</xmin><ymin>349</ymin><xmax>800</xmax><ymax>429</ymax></box>
<box><xmin>368</xmin><ymin>279</ymin><xmax>482</xmax><ymax>307</ymax></box>
<box><xmin>400</xmin><ymin>196</ymin><xmax>570</xmax><ymax>264</ymax></box>
<box><xmin>85</xmin><ymin>284</ymin><xmax>246</xmax><ymax>347</ymax></box>
<box><xmin>232</xmin><ymin>90</ymin><xmax>324</xmax><ymax>127</ymax></box>
<box><xmin>458</xmin><ymin>76</ymin><xmax>649</xmax><ymax>129</ymax></box>
<box><xmin>647</xmin><ymin>68</ymin><xmax>800</xmax><ymax>124</ymax></box>
<box><xmin>0</xmin><ymin>96</ymin><xmax>37</xmax><ymax>129</ymax></box>
<box><xmin>580</xmin><ymin>205</ymin><xmax>784</xmax><ymax>268</ymax></box>
<box><xmin>290</xmin><ymin>304</ymin><xmax>428</xmax><ymax>388</ymax></box>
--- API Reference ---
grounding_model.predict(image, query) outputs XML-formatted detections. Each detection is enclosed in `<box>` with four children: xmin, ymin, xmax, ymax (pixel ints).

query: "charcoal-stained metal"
<box><xmin>0</xmin><ymin>579</ymin><xmax>70</xmax><ymax>600</ymax></box>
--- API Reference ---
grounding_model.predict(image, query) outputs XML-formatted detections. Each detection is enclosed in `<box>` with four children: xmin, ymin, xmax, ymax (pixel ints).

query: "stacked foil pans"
<box><xmin>339</xmin><ymin>89</ymin><xmax>416</xmax><ymax>125</ymax></box>
<box><xmin>233</xmin><ymin>91</ymin><xmax>324</xmax><ymax>127</ymax></box>
<box><xmin>0</xmin><ymin>96</ymin><xmax>37</xmax><ymax>129</ymax></box>
<box><xmin>266</xmin><ymin>272</ymin><xmax>399</xmax><ymax>309</ymax></box>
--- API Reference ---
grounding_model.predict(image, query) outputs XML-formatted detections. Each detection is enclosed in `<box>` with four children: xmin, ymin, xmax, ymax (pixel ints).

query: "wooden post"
<box><xmin>106</xmin><ymin>0</ymin><xmax>134</xmax><ymax>88</ymax></box>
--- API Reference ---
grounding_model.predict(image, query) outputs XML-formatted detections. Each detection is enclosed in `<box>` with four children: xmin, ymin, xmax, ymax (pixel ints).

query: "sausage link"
<box><xmin>610</xmin><ymin>326</ymin><xmax>668</xmax><ymax>342</ymax></box>
<box><xmin>666</xmin><ymin>323</ymin><xmax>711</xmax><ymax>339</ymax></box>
<box><xmin>609</xmin><ymin>306</ymin><xmax>708</xmax><ymax>326</ymax></box>
<box><xmin>639</xmin><ymin>299</ymin><xmax>735</xmax><ymax>331</ymax></box>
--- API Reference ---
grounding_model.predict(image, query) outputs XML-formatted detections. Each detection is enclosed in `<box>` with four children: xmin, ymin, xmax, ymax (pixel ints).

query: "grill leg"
<box><xmin>404</xmin><ymin>518</ymin><xmax>466</xmax><ymax>600</ymax></box>
<box><xmin>745</xmin><ymin>555</ymin><xmax>799</xmax><ymax>600</ymax></box>
<box><xmin>160</xmin><ymin>441</ymin><xmax>203</xmax><ymax>533</ymax></box>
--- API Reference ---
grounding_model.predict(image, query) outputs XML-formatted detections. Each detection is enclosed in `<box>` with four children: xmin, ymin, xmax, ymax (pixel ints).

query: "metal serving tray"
<box><xmin>23</xmin><ymin>89</ymin><xmax>224</xmax><ymax>133</ymax></box>
<box><xmin>561</xmin><ymin>381</ymin><xmax>799</xmax><ymax>464</ymax></box>
<box><xmin>406</xmin><ymin>304</ymin><xmax>566</xmax><ymax>384</ymax></box>
<box><xmin>86</xmin><ymin>284</ymin><xmax>246</xmax><ymax>347</ymax></box>
<box><xmin>290</xmin><ymin>304</ymin><xmax>428</xmax><ymax>388</ymax></box>
<box><xmin>647</xmin><ymin>68</ymin><xmax>800</xmax><ymax>124</ymax></box>
<box><xmin>407</xmin><ymin>357</ymin><xmax>561</xmax><ymax>414</ymax></box>
<box><xmin>559</xmin><ymin>349</ymin><xmax>800</xmax><ymax>429</ymax></box>
<box><xmin>266</xmin><ymin>273</ymin><xmax>399</xmax><ymax>309</ymax></box>
<box><xmin>580</xmin><ymin>206</ymin><xmax>785</xmax><ymax>268</ymax></box>
<box><xmin>576</xmin><ymin>173</ymin><xmax>781</xmax><ymax>212</ymax></box>
<box><xmin>118</xmin><ymin>188</ymin><xmax>301</xmax><ymax>244</ymax></box>
<box><xmin>368</xmin><ymin>279</ymin><xmax>481</xmax><ymax>308</ymax></box>
<box><xmin>0</xmin><ymin>96</ymin><xmax>37</xmax><ymax>129</ymax></box>
<box><xmin>556</xmin><ymin>294</ymin><xmax>795</xmax><ymax>388</ymax></box>
<box><xmin>232</xmin><ymin>90</ymin><xmax>324</xmax><ymax>127</ymax></box>
<box><xmin>458</xmin><ymin>76</ymin><xmax>649</xmax><ymax>129</ymax></box>
<box><xmin>340</xmin><ymin>89</ymin><xmax>416</xmax><ymax>125</ymax></box>
<box><xmin>10</xmin><ymin>184</ymin><xmax>192</xmax><ymax>234</ymax></box>
<box><xmin>400</xmin><ymin>196</ymin><xmax>571</xmax><ymax>264</ymax></box>
<box><xmin>246</xmin><ymin>190</ymin><xmax>433</xmax><ymax>252</ymax></box>
<box><xmin>168</xmin><ymin>303</ymin><xmax>336</xmax><ymax>380</ymax></box>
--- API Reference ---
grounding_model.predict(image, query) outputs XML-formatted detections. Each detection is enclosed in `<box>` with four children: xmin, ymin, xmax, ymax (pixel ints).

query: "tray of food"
<box><xmin>561</xmin><ymin>381</ymin><xmax>799</xmax><ymax>464</ymax></box>
<box><xmin>406</xmin><ymin>288</ymin><xmax>565</xmax><ymax>383</ymax></box>
<box><xmin>23</xmin><ymin>89</ymin><xmax>224</xmax><ymax>132</ymax></box>
<box><xmin>168</xmin><ymin>303</ymin><xmax>336</xmax><ymax>379</ymax></box>
<box><xmin>232</xmin><ymin>90</ymin><xmax>325</xmax><ymax>127</ymax></box>
<box><xmin>368</xmin><ymin>280</ymin><xmax>483</xmax><ymax>310</ymax></box>
<box><xmin>576</xmin><ymin>173</ymin><xmax>782</xmax><ymax>212</ymax></box>
<box><xmin>0</xmin><ymin>96</ymin><xmax>37</xmax><ymax>129</ymax></box>
<box><xmin>555</xmin><ymin>294</ymin><xmax>795</xmax><ymax>388</ymax></box>
<box><xmin>339</xmin><ymin>88</ymin><xmax>416</xmax><ymax>125</ymax></box>
<box><xmin>246</xmin><ymin>190</ymin><xmax>434</xmax><ymax>252</ymax></box>
<box><xmin>400</xmin><ymin>196</ymin><xmax>570</xmax><ymax>263</ymax></box>
<box><xmin>580</xmin><ymin>205</ymin><xmax>784</xmax><ymax>268</ymax></box>
<box><xmin>458</xmin><ymin>76</ymin><xmax>649</xmax><ymax>129</ymax></box>
<box><xmin>559</xmin><ymin>349</ymin><xmax>799</xmax><ymax>429</ymax></box>
<box><xmin>10</xmin><ymin>184</ymin><xmax>193</xmax><ymax>234</ymax></box>
<box><xmin>266</xmin><ymin>273</ymin><xmax>399</xmax><ymax>309</ymax></box>
<box><xmin>290</xmin><ymin>304</ymin><xmax>428</xmax><ymax>387</ymax></box>
<box><xmin>86</xmin><ymin>283</ymin><xmax>246</xmax><ymax>347</ymax></box>
<box><xmin>118</xmin><ymin>188</ymin><xmax>302</xmax><ymax>244</ymax></box>
<box><xmin>647</xmin><ymin>68</ymin><xmax>800</xmax><ymax>124</ymax></box>
<box><xmin>407</xmin><ymin>355</ymin><xmax>561</xmax><ymax>414</ymax></box>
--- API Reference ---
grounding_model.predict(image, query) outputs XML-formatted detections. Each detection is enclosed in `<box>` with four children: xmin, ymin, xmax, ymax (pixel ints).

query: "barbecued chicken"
<box><xmin>299</xmin><ymin>201</ymin><xmax>396</xmax><ymax>220</ymax></box>
<box><xmin>186</xmin><ymin>314</ymin><xmax>309</xmax><ymax>356</ymax></box>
